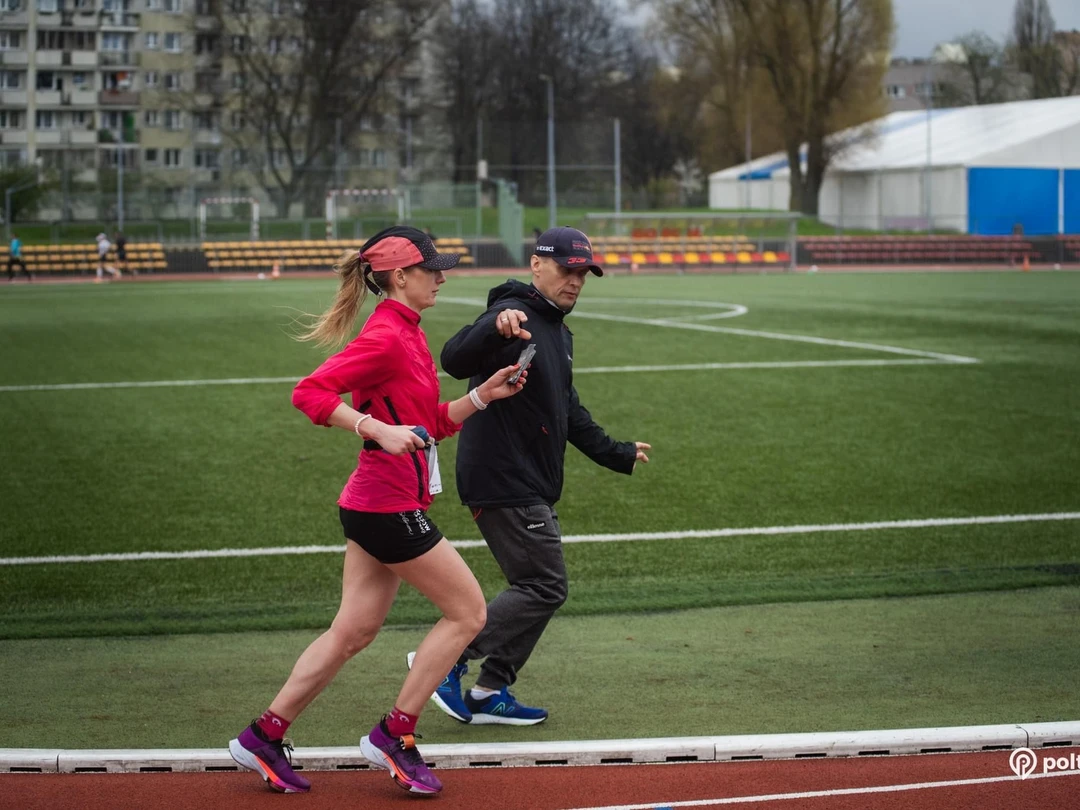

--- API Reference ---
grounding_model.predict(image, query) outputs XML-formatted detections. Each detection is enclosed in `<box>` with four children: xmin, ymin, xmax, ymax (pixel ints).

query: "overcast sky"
<box><xmin>893</xmin><ymin>0</ymin><xmax>1080</xmax><ymax>57</ymax></box>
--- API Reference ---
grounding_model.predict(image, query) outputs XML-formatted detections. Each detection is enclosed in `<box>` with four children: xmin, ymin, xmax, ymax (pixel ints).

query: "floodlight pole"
<box><xmin>924</xmin><ymin>59</ymin><xmax>933</xmax><ymax>234</ymax></box>
<box><xmin>540</xmin><ymin>73</ymin><xmax>556</xmax><ymax>230</ymax></box>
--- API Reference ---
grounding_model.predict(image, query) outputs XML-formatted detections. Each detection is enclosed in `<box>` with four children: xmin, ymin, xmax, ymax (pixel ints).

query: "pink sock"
<box><xmin>385</xmin><ymin>706</ymin><xmax>418</xmax><ymax>738</ymax></box>
<box><xmin>256</xmin><ymin>709</ymin><xmax>291</xmax><ymax>741</ymax></box>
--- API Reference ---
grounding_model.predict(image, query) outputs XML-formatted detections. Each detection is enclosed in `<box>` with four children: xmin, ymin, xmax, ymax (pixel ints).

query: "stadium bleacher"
<box><xmin>19</xmin><ymin>243</ymin><xmax>168</xmax><ymax>275</ymax></box>
<box><xmin>201</xmin><ymin>238</ymin><xmax>475</xmax><ymax>271</ymax></box>
<box><xmin>590</xmin><ymin>236</ymin><xmax>791</xmax><ymax>268</ymax></box>
<box><xmin>801</xmin><ymin>235</ymin><xmax>1039</xmax><ymax>265</ymax></box>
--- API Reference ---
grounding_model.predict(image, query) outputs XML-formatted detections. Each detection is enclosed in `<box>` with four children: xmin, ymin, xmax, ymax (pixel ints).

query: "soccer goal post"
<box><xmin>199</xmin><ymin>197</ymin><xmax>260</xmax><ymax>242</ymax></box>
<box><xmin>580</xmin><ymin>211</ymin><xmax>799</xmax><ymax>272</ymax></box>
<box><xmin>325</xmin><ymin>188</ymin><xmax>404</xmax><ymax>240</ymax></box>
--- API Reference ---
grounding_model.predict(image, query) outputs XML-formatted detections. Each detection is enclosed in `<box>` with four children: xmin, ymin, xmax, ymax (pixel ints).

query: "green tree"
<box><xmin>1</xmin><ymin>165</ymin><xmax>50</xmax><ymax>226</ymax></box>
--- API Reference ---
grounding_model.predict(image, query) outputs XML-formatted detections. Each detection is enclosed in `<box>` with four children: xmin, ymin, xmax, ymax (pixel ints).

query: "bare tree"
<box><xmin>937</xmin><ymin>32</ymin><xmax>1013</xmax><ymax>106</ymax></box>
<box><xmin>723</xmin><ymin>0</ymin><xmax>894</xmax><ymax>215</ymax></box>
<box><xmin>1055</xmin><ymin>30</ymin><xmax>1080</xmax><ymax>96</ymax></box>
<box><xmin>210</xmin><ymin>0</ymin><xmax>443</xmax><ymax>215</ymax></box>
<box><xmin>1010</xmin><ymin>0</ymin><xmax>1061</xmax><ymax>98</ymax></box>
<box><xmin>427</xmin><ymin>0</ymin><xmax>497</xmax><ymax>184</ymax></box>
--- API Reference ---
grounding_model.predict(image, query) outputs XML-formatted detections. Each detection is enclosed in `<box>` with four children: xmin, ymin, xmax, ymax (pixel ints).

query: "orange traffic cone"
<box><xmin>1022</xmin><ymin>255</ymin><xmax>1030</xmax><ymax>272</ymax></box>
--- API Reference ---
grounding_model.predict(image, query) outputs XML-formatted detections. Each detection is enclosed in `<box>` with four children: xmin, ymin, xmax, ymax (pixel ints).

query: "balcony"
<box><xmin>99</xmin><ymin>51</ymin><xmax>139</xmax><ymax>67</ymax></box>
<box><xmin>99</xmin><ymin>89</ymin><xmax>139</xmax><ymax>106</ymax></box>
<box><xmin>194</xmin><ymin>129</ymin><xmax>222</xmax><ymax>146</ymax></box>
<box><xmin>194</xmin><ymin>15</ymin><xmax>220</xmax><ymax>31</ymax></box>
<box><xmin>35</xmin><ymin>129</ymin><xmax>63</xmax><ymax>145</ymax></box>
<box><xmin>68</xmin><ymin>129</ymin><xmax>98</xmax><ymax>146</ymax></box>
<box><xmin>74</xmin><ymin>11</ymin><xmax>98</xmax><ymax>29</ymax></box>
<box><xmin>70</xmin><ymin>88</ymin><xmax>97</xmax><ymax>106</ymax></box>
<box><xmin>35</xmin><ymin>89</ymin><xmax>62</xmax><ymax>106</ymax></box>
<box><xmin>0</xmin><ymin>10</ymin><xmax>29</xmax><ymax>25</ymax></box>
<box><xmin>98</xmin><ymin>128</ymin><xmax>140</xmax><ymax>144</ymax></box>
<box><xmin>1</xmin><ymin>51</ymin><xmax>29</xmax><ymax>66</ymax></box>
<box><xmin>71</xmin><ymin>50</ymin><xmax>99</xmax><ymax>67</ymax></box>
<box><xmin>194</xmin><ymin>53</ymin><xmax>223</xmax><ymax>70</ymax></box>
<box><xmin>35</xmin><ymin>50</ymin><xmax>63</xmax><ymax>66</ymax></box>
<box><xmin>0</xmin><ymin>129</ymin><xmax>28</xmax><ymax>144</ymax></box>
<box><xmin>99</xmin><ymin>12</ymin><xmax>140</xmax><ymax>29</ymax></box>
<box><xmin>0</xmin><ymin>90</ymin><xmax>27</xmax><ymax>106</ymax></box>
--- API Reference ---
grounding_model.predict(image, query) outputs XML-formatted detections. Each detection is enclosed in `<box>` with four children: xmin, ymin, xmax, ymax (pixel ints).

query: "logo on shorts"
<box><xmin>399</xmin><ymin>513</ymin><xmax>415</xmax><ymax>536</ymax></box>
<box><xmin>526</xmin><ymin>522</ymin><xmax>546</xmax><ymax>530</ymax></box>
<box><xmin>414</xmin><ymin>510</ymin><xmax>432</xmax><ymax>534</ymax></box>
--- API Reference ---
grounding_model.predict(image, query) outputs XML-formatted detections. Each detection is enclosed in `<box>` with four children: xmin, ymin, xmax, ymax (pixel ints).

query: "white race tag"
<box><xmin>426</xmin><ymin>443</ymin><xmax>442</xmax><ymax>495</ymax></box>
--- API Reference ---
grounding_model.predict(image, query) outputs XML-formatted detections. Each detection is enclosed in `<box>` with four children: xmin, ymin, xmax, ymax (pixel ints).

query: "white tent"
<box><xmin>708</xmin><ymin>96</ymin><xmax>1080</xmax><ymax>234</ymax></box>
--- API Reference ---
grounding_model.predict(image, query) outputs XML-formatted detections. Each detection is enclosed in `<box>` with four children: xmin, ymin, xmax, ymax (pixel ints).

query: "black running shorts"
<box><xmin>339</xmin><ymin>507</ymin><xmax>444</xmax><ymax>564</ymax></box>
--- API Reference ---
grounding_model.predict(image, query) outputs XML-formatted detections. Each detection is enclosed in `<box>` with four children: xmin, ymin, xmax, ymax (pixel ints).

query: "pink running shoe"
<box><xmin>360</xmin><ymin>718</ymin><xmax>442</xmax><ymax>794</ymax></box>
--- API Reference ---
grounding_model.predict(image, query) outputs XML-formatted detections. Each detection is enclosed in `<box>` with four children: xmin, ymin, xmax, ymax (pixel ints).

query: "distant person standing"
<box><xmin>95</xmin><ymin>232</ymin><xmax>120</xmax><ymax>282</ymax></box>
<box><xmin>114</xmin><ymin>231</ymin><xmax>133</xmax><ymax>276</ymax></box>
<box><xmin>7</xmin><ymin>233</ymin><xmax>30</xmax><ymax>282</ymax></box>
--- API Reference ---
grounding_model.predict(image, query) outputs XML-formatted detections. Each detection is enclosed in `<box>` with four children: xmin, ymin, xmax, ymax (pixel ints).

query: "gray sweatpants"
<box><xmin>461</xmin><ymin>504</ymin><xmax>567</xmax><ymax>690</ymax></box>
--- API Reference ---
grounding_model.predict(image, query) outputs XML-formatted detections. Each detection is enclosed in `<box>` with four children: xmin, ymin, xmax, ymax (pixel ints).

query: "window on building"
<box><xmin>229</xmin><ymin>110</ymin><xmax>244</xmax><ymax>129</ymax></box>
<box><xmin>0</xmin><ymin>111</ymin><xmax>23</xmax><ymax>128</ymax></box>
<box><xmin>72</xmin><ymin>72</ymin><xmax>88</xmax><ymax>86</ymax></box>
<box><xmin>231</xmin><ymin>72</ymin><xmax>245</xmax><ymax>90</ymax></box>
<box><xmin>229</xmin><ymin>0</ymin><xmax>246</xmax><ymax>11</ymax></box>
<box><xmin>194</xmin><ymin>149</ymin><xmax>219</xmax><ymax>168</ymax></box>
<box><xmin>101</xmin><ymin>110</ymin><xmax>122</xmax><ymax>129</ymax></box>
<box><xmin>267</xmin><ymin>36</ymin><xmax>281</xmax><ymax>54</ymax></box>
<box><xmin>164</xmin><ymin>72</ymin><xmax>182</xmax><ymax>90</ymax></box>
<box><xmin>145</xmin><ymin>32</ymin><xmax>159</xmax><ymax>50</ymax></box>
<box><xmin>194</xmin><ymin>111</ymin><xmax>215</xmax><ymax>129</ymax></box>
<box><xmin>146</xmin><ymin>0</ymin><xmax>162</xmax><ymax>9</ymax></box>
<box><xmin>371</xmin><ymin>149</ymin><xmax>386</xmax><ymax>167</ymax></box>
<box><xmin>231</xmin><ymin>35</ymin><xmax>248</xmax><ymax>53</ymax></box>
<box><xmin>195</xmin><ymin>0</ymin><xmax>211</xmax><ymax>12</ymax></box>
<box><xmin>144</xmin><ymin>148</ymin><xmax>158</xmax><ymax>165</ymax></box>
<box><xmin>164</xmin><ymin>148</ymin><xmax>182</xmax><ymax>167</ymax></box>
<box><xmin>164</xmin><ymin>32</ymin><xmax>182</xmax><ymax>52</ymax></box>
<box><xmin>37</xmin><ymin>0</ymin><xmax>59</xmax><ymax>12</ymax></box>
<box><xmin>100</xmin><ymin>33</ymin><xmax>127</xmax><ymax>51</ymax></box>
<box><xmin>36</xmin><ymin>71</ymin><xmax>57</xmax><ymax>90</ymax></box>
<box><xmin>0</xmin><ymin>71</ymin><xmax>20</xmax><ymax>89</ymax></box>
<box><xmin>0</xmin><ymin>32</ymin><xmax>22</xmax><ymax>50</ymax></box>
<box><xmin>144</xmin><ymin>109</ymin><xmax>159</xmax><ymax>126</ymax></box>
<box><xmin>164</xmin><ymin>109</ymin><xmax>182</xmax><ymax>129</ymax></box>
<box><xmin>231</xmin><ymin>148</ymin><xmax>247</xmax><ymax>167</ymax></box>
<box><xmin>0</xmin><ymin>0</ymin><xmax>22</xmax><ymax>12</ymax></box>
<box><xmin>164</xmin><ymin>0</ymin><xmax>182</xmax><ymax>11</ymax></box>
<box><xmin>35</xmin><ymin>110</ymin><xmax>57</xmax><ymax>129</ymax></box>
<box><xmin>71</xmin><ymin>110</ymin><xmax>89</xmax><ymax>126</ymax></box>
<box><xmin>144</xmin><ymin>70</ymin><xmax>158</xmax><ymax>88</ymax></box>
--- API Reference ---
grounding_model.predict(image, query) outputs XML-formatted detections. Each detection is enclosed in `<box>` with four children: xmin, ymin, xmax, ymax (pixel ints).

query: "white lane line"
<box><xmin>2</xmin><ymin>512</ymin><xmax>1076</xmax><ymax>566</ymax></box>
<box><xmin>439</xmin><ymin>296</ymin><xmax>978</xmax><ymax>363</ymax></box>
<box><xmin>556</xmin><ymin>770</ymin><xmax>1080</xmax><ymax>810</ymax></box>
<box><xmin>571</xmin><ymin>311</ymin><xmax>980</xmax><ymax>364</ymax></box>
<box><xmin>0</xmin><ymin>359</ymin><xmax>961</xmax><ymax>393</ymax></box>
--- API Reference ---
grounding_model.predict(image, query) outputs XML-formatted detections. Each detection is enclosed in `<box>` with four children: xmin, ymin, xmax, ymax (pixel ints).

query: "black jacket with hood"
<box><xmin>440</xmin><ymin>279</ymin><xmax>637</xmax><ymax>508</ymax></box>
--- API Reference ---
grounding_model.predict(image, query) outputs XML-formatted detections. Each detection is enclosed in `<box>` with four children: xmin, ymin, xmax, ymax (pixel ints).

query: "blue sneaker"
<box><xmin>464</xmin><ymin>686</ymin><xmax>548</xmax><ymax>726</ymax></box>
<box><xmin>406</xmin><ymin>651</ymin><xmax>472</xmax><ymax>724</ymax></box>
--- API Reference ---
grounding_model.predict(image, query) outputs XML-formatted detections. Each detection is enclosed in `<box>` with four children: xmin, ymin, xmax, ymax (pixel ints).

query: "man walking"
<box><xmin>418</xmin><ymin>226</ymin><xmax>650</xmax><ymax>726</ymax></box>
<box><xmin>8</xmin><ymin>233</ymin><xmax>30</xmax><ymax>281</ymax></box>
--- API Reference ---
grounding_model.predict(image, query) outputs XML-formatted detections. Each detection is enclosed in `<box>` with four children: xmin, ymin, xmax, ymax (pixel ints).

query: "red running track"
<box><xmin>3</xmin><ymin>748</ymin><xmax>1077</xmax><ymax>810</ymax></box>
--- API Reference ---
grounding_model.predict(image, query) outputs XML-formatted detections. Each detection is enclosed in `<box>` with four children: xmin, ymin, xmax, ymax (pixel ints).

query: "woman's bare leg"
<box><xmin>385</xmin><ymin>538</ymin><xmax>487</xmax><ymax>716</ymax></box>
<box><xmin>269</xmin><ymin>542</ymin><xmax>400</xmax><ymax>720</ymax></box>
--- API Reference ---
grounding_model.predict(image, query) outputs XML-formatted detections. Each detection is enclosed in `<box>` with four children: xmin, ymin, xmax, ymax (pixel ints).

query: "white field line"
<box><xmin>0</xmin><ymin>359</ymin><xmax>959</xmax><ymax>393</ymax></box>
<box><xmin>2</xmin><ymin>512</ymin><xmax>1076</xmax><ymax>567</ymax></box>
<box><xmin>556</xmin><ymin>770</ymin><xmax>1080</xmax><ymax>810</ymax></box>
<box><xmin>438</xmin><ymin>295</ymin><xmax>979</xmax><ymax>364</ymax></box>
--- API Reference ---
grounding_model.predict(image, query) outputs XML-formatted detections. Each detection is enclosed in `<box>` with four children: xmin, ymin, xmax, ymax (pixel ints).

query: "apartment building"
<box><xmin>0</xmin><ymin>0</ymin><xmax>425</xmax><ymax>213</ymax></box>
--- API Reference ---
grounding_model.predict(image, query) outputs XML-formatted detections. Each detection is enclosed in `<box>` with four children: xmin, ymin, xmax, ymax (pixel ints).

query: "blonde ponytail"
<box><xmin>295</xmin><ymin>250</ymin><xmax>388</xmax><ymax>348</ymax></box>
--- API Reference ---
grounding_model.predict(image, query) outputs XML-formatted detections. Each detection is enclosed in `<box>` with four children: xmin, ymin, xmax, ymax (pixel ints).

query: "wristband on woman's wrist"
<box><xmin>354</xmin><ymin>413</ymin><xmax>373</xmax><ymax>436</ymax></box>
<box><xmin>468</xmin><ymin>387</ymin><xmax>488</xmax><ymax>410</ymax></box>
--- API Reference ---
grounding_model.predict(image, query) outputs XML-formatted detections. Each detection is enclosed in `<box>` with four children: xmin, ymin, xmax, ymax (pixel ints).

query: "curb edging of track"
<box><xmin>2</xmin><ymin>720</ymin><xmax>1077</xmax><ymax>774</ymax></box>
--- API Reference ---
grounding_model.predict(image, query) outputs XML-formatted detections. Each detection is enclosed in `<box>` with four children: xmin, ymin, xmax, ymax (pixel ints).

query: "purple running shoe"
<box><xmin>360</xmin><ymin>718</ymin><xmax>442</xmax><ymax>794</ymax></box>
<box><xmin>228</xmin><ymin>722</ymin><xmax>311</xmax><ymax>793</ymax></box>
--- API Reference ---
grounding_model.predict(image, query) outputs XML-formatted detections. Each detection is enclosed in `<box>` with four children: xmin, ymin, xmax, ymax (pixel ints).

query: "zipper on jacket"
<box><xmin>384</xmin><ymin>395</ymin><xmax>425</xmax><ymax>502</ymax></box>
